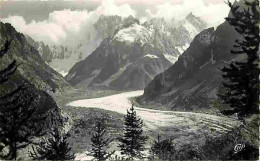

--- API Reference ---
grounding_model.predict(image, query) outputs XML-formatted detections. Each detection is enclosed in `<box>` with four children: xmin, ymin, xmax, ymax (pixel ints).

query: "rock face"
<box><xmin>139</xmin><ymin>21</ymin><xmax>240</xmax><ymax>111</ymax></box>
<box><xmin>65</xmin><ymin>15</ymin><xmax>206</xmax><ymax>90</ymax></box>
<box><xmin>0</xmin><ymin>22</ymin><xmax>71</xmax><ymax>93</ymax></box>
<box><xmin>25</xmin><ymin>37</ymin><xmax>89</xmax><ymax>77</ymax></box>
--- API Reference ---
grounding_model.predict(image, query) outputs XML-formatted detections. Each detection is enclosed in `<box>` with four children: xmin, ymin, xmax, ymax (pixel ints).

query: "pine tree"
<box><xmin>118</xmin><ymin>105</ymin><xmax>148</xmax><ymax>159</ymax></box>
<box><xmin>89</xmin><ymin>119</ymin><xmax>115</xmax><ymax>161</ymax></box>
<box><xmin>0</xmin><ymin>39</ymin><xmax>47</xmax><ymax>160</ymax></box>
<box><xmin>30</xmin><ymin>128</ymin><xmax>75</xmax><ymax>160</ymax></box>
<box><xmin>149</xmin><ymin>135</ymin><xmax>175</xmax><ymax>160</ymax></box>
<box><xmin>218</xmin><ymin>0</ymin><xmax>259</xmax><ymax>118</ymax></box>
<box><xmin>0</xmin><ymin>84</ymin><xmax>48</xmax><ymax>160</ymax></box>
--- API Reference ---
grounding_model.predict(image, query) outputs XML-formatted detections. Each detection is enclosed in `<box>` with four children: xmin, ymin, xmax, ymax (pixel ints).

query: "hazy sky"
<box><xmin>0</xmin><ymin>0</ymin><xmax>235</xmax><ymax>46</ymax></box>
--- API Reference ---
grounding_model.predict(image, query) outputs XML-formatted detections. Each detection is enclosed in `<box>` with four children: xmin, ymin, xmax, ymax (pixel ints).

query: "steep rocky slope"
<box><xmin>65</xmin><ymin>15</ymin><xmax>206</xmax><ymax>90</ymax></box>
<box><xmin>0</xmin><ymin>46</ymin><xmax>69</xmax><ymax>159</ymax></box>
<box><xmin>139</xmin><ymin>21</ymin><xmax>240</xmax><ymax>111</ymax></box>
<box><xmin>0</xmin><ymin>73</ymin><xmax>66</xmax><ymax>129</ymax></box>
<box><xmin>0</xmin><ymin>22</ymin><xmax>71</xmax><ymax>93</ymax></box>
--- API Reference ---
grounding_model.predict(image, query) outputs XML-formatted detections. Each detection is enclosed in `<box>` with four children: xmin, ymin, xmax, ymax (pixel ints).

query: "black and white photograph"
<box><xmin>0</xmin><ymin>0</ymin><xmax>259</xmax><ymax>160</ymax></box>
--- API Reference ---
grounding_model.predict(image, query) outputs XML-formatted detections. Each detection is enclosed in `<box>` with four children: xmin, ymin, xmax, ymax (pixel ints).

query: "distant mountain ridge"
<box><xmin>65</xmin><ymin>14</ymin><xmax>207</xmax><ymax>90</ymax></box>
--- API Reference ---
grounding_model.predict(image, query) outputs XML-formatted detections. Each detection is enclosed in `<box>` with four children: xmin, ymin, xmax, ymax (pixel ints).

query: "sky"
<box><xmin>0</xmin><ymin>0</ymin><xmax>235</xmax><ymax>46</ymax></box>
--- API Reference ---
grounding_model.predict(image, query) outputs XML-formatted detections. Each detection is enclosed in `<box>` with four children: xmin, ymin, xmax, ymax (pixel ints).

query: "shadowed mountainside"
<box><xmin>0</xmin><ymin>22</ymin><xmax>71</xmax><ymax>93</ymax></box>
<box><xmin>138</xmin><ymin>21</ymin><xmax>240</xmax><ymax>112</ymax></box>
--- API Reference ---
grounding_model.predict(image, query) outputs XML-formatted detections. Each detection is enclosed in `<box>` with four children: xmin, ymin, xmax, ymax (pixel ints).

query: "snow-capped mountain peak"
<box><xmin>112</xmin><ymin>23</ymin><xmax>153</xmax><ymax>45</ymax></box>
<box><xmin>65</xmin><ymin>14</ymin><xmax>208</xmax><ymax>90</ymax></box>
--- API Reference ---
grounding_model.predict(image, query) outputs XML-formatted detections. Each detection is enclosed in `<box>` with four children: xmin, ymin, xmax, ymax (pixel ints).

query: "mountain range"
<box><xmin>65</xmin><ymin>13</ymin><xmax>206</xmax><ymax>90</ymax></box>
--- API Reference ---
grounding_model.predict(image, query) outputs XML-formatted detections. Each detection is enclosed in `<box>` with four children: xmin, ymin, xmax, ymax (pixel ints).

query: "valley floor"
<box><xmin>68</xmin><ymin>91</ymin><xmax>240</xmax><ymax>133</ymax></box>
<box><xmin>61</xmin><ymin>90</ymin><xmax>241</xmax><ymax>160</ymax></box>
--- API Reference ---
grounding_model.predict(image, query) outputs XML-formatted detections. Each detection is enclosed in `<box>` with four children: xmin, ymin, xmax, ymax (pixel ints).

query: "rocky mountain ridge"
<box><xmin>65</xmin><ymin>14</ymin><xmax>207</xmax><ymax>90</ymax></box>
<box><xmin>138</xmin><ymin>20</ymin><xmax>241</xmax><ymax>112</ymax></box>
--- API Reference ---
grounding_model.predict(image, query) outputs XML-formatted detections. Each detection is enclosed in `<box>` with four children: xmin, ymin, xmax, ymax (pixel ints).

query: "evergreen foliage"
<box><xmin>118</xmin><ymin>105</ymin><xmax>148</xmax><ymax>159</ymax></box>
<box><xmin>89</xmin><ymin>119</ymin><xmax>114</xmax><ymax>161</ymax></box>
<box><xmin>218</xmin><ymin>0</ymin><xmax>260</xmax><ymax>118</ymax></box>
<box><xmin>149</xmin><ymin>135</ymin><xmax>175</xmax><ymax>160</ymax></box>
<box><xmin>0</xmin><ymin>39</ymin><xmax>47</xmax><ymax>160</ymax></box>
<box><xmin>30</xmin><ymin>128</ymin><xmax>75</xmax><ymax>160</ymax></box>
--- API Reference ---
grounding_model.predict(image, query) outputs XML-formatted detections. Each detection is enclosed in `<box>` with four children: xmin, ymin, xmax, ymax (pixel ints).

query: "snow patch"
<box><xmin>144</xmin><ymin>54</ymin><xmax>158</xmax><ymax>59</ymax></box>
<box><xmin>113</xmin><ymin>24</ymin><xmax>153</xmax><ymax>45</ymax></box>
<box><xmin>57</xmin><ymin>70</ymin><xmax>68</xmax><ymax>77</ymax></box>
<box><xmin>176</xmin><ymin>43</ymin><xmax>189</xmax><ymax>54</ymax></box>
<box><xmin>183</xmin><ymin>21</ymin><xmax>198</xmax><ymax>39</ymax></box>
<box><xmin>163</xmin><ymin>54</ymin><xmax>178</xmax><ymax>64</ymax></box>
